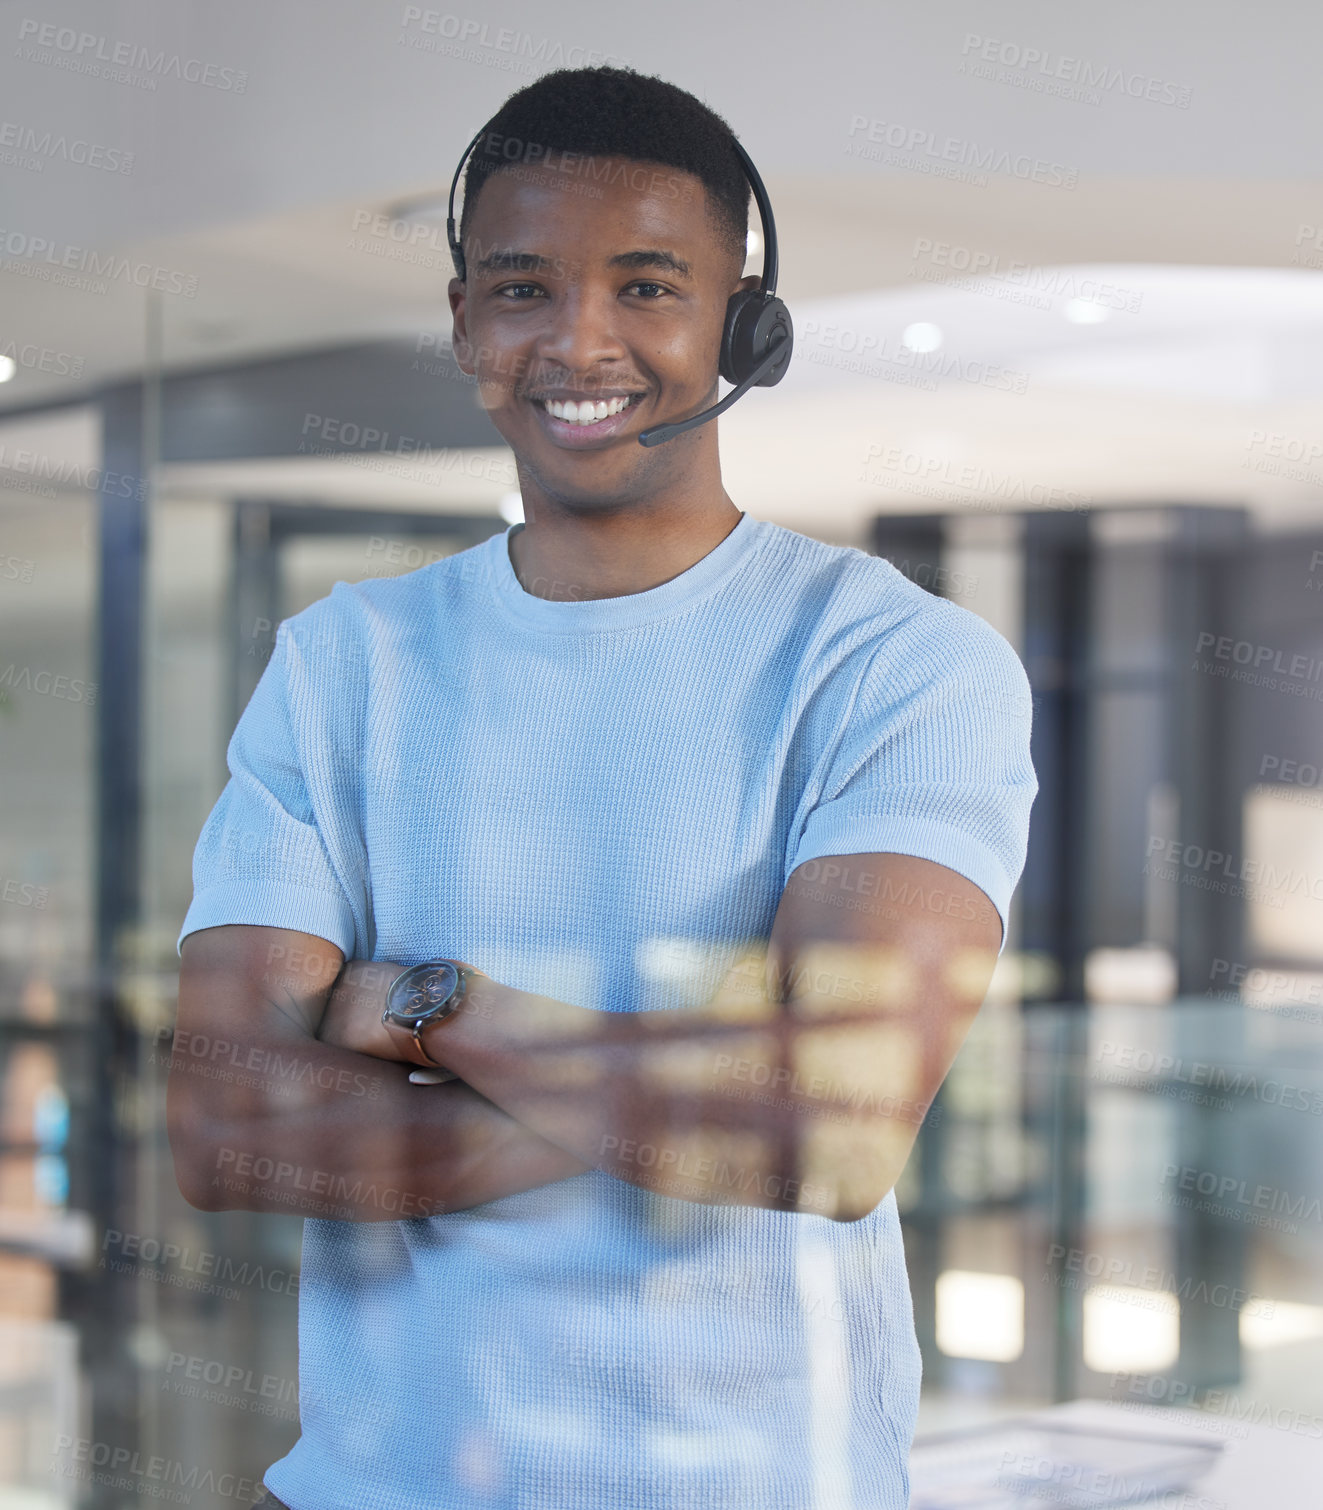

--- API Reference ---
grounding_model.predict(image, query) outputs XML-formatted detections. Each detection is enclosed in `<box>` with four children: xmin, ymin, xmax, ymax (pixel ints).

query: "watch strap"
<box><xmin>382</xmin><ymin>960</ymin><xmax>469</xmax><ymax>1073</ymax></box>
<box><xmin>407</xmin><ymin>1019</ymin><xmax>459</xmax><ymax>1075</ymax></box>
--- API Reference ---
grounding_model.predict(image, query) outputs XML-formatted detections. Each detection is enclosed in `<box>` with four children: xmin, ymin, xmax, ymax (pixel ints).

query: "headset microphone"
<box><xmin>637</xmin><ymin>136</ymin><xmax>792</xmax><ymax>446</ymax></box>
<box><xmin>445</xmin><ymin>129</ymin><xmax>793</xmax><ymax>448</ymax></box>
<box><xmin>635</xmin><ymin>333</ymin><xmax>789</xmax><ymax>445</ymax></box>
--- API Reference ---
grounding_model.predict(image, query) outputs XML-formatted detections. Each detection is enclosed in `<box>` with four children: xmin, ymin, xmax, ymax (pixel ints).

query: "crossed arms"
<box><xmin>167</xmin><ymin>852</ymin><xmax>1001</xmax><ymax>1224</ymax></box>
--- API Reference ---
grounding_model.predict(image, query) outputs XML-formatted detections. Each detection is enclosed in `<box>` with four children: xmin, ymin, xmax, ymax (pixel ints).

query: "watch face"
<box><xmin>390</xmin><ymin>961</ymin><xmax>459</xmax><ymax>1022</ymax></box>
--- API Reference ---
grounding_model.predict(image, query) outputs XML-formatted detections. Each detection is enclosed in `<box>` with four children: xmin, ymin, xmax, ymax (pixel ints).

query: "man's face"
<box><xmin>449</xmin><ymin>155</ymin><xmax>753</xmax><ymax>511</ymax></box>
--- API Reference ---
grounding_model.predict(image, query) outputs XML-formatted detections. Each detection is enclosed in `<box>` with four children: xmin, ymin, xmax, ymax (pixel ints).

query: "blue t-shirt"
<box><xmin>178</xmin><ymin>513</ymin><xmax>1036</xmax><ymax>1510</ymax></box>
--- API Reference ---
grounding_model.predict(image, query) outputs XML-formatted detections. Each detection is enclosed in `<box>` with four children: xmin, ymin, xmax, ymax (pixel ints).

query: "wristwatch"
<box><xmin>381</xmin><ymin>959</ymin><xmax>473</xmax><ymax>1072</ymax></box>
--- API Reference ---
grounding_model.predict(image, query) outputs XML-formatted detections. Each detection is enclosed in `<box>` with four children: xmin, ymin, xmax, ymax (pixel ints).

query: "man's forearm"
<box><xmin>432</xmin><ymin>972</ymin><xmax>939</xmax><ymax>1220</ymax></box>
<box><xmin>317</xmin><ymin>858</ymin><xmax>999</xmax><ymax>1222</ymax></box>
<box><xmin>167</xmin><ymin>934</ymin><xmax>589</xmax><ymax>1221</ymax></box>
<box><xmin>317</xmin><ymin>953</ymin><xmax>841</xmax><ymax>1217</ymax></box>
<box><xmin>348</xmin><ymin>946</ymin><xmax>954</xmax><ymax>1221</ymax></box>
<box><xmin>178</xmin><ymin>1047</ymin><xmax>587</xmax><ymax>1220</ymax></box>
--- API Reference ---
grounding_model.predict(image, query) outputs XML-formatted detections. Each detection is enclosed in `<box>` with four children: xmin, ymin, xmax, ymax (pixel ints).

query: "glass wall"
<box><xmin>5</xmin><ymin>439</ymin><xmax>1319</xmax><ymax>1504</ymax></box>
<box><xmin>2</xmin><ymin>8</ymin><xmax>1321</xmax><ymax>1504</ymax></box>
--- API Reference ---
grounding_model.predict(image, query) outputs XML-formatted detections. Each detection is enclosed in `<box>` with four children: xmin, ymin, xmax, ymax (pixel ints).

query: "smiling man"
<box><xmin>168</xmin><ymin>67</ymin><xmax>1036</xmax><ymax>1510</ymax></box>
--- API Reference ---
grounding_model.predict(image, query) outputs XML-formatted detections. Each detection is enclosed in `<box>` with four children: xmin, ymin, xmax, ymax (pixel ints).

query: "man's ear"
<box><xmin>448</xmin><ymin>277</ymin><xmax>474</xmax><ymax>374</ymax></box>
<box><xmin>731</xmin><ymin>272</ymin><xmax>761</xmax><ymax>298</ymax></box>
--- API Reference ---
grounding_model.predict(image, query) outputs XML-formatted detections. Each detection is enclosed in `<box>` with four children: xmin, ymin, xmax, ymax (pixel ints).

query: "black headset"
<box><xmin>444</xmin><ymin>127</ymin><xmax>792</xmax><ymax>447</ymax></box>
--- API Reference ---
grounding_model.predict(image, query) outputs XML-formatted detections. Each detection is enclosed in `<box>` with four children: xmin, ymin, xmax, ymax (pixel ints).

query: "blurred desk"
<box><xmin>909</xmin><ymin>1396</ymin><xmax>1318</xmax><ymax>1508</ymax></box>
<box><xmin>1046</xmin><ymin>1398</ymin><xmax>1318</xmax><ymax>1507</ymax></box>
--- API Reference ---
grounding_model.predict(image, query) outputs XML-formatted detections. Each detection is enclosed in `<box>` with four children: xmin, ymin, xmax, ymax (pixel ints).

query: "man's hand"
<box><xmin>169</xmin><ymin>925</ymin><xmax>588</xmax><ymax>1218</ymax></box>
<box><xmin>316</xmin><ymin>959</ymin><xmax>415</xmax><ymax>1061</ymax></box>
<box><xmin>406</xmin><ymin>854</ymin><xmax>1002</xmax><ymax>1221</ymax></box>
<box><xmin>316</xmin><ymin>958</ymin><xmax>467</xmax><ymax>1081</ymax></box>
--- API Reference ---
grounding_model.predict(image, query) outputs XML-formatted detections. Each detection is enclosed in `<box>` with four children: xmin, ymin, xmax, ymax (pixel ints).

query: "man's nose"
<box><xmin>535</xmin><ymin>285</ymin><xmax>627</xmax><ymax>377</ymax></box>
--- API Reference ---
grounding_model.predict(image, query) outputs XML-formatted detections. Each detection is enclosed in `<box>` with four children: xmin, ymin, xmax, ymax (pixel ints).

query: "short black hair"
<box><xmin>457</xmin><ymin>66</ymin><xmax>749</xmax><ymax>275</ymax></box>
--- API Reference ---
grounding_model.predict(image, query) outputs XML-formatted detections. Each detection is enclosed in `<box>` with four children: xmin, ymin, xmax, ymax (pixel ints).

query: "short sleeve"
<box><xmin>176</xmin><ymin>610</ymin><xmax>370</xmax><ymax>959</ymax></box>
<box><xmin>788</xmin><ymin>600</ymin><xmax>1037</xmax><ymax>946</ymax></box>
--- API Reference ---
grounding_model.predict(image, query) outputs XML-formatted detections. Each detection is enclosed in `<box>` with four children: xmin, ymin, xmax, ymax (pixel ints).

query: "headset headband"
<box><xmin>445</xmin><ymin>127</ymin><xmax>778</xmax><ymax>294</ymax></box>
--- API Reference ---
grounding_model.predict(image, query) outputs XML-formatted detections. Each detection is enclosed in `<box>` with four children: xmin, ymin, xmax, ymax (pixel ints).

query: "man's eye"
<box><xmin>496</xmin><ymin>283</ymin><xmax>544</xmax><ymax>300</ymax></box>
<box><xmin>627</xmin><ymin>282</ymin><xmax>668</xmax><ymax>298</ymax></box>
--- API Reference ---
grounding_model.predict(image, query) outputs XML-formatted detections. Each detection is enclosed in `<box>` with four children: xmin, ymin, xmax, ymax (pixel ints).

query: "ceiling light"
<box><xmin>935</xmin><ymin>1270</ymin><xmax>1024</xmax><ymax>1362</ymax></box>
<box><xmin>1082</xmin><ymin>1285</ymin><xmax>1179</xmax><ymax>1372</ymax></box>
<box><xmin>386</xmin><ymin>193</ymin><xmax>449</xmax><ymax>229</ymax></box>
<box><xmin>1241</xmin><ymin>1299</ymin><xmax>1323</xmax><ymax>1349</ymax></box>
<box><xmin>1064</xmin><ymin>298</ymin><xmax>1111</xmax><ymax>324</ymax></box>
<box><xmin>901</xmin><ymin>322</ymin><xmax>943</xmax><ymax>353</ymax></box>
<box><xmin>0</xmin><ymin>355</ymin><xmax>16</xmax><ymax>383</ymax></box>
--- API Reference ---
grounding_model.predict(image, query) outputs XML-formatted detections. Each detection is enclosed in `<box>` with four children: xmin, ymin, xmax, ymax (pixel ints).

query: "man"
<box><xmin>168</xmin><ymin>66</ymin><xmax>1036</xmax><ymax>1510</ymax></box>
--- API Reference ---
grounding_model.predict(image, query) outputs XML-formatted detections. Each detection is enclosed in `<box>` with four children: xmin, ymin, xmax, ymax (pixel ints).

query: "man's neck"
<box><xmin>507</xmin><ymin>496</ymin><xmax>745</xmax><ymax>602</ymax></box>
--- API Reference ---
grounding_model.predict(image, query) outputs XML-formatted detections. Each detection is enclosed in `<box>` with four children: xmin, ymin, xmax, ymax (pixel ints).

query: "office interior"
<box><xmin>1</xmin><ymin>3</ymin><xmax>1321</xmax><ymax>1505</ymax></box>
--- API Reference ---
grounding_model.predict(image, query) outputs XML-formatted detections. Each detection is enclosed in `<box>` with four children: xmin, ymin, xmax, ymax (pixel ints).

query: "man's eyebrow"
<box><xmin>609</xmin><ymin>249</ymin><xmax>692</xmax><ymax>279</ymax></box>
<box><xmin>470</xmin><ymin>249</ymin><xmax>559</xmax><ymax>277</ymax></box>
<box><xmin>469</xmin><ymin>247</ymin><xmax>694</xmax><ymax>280</ymax></box>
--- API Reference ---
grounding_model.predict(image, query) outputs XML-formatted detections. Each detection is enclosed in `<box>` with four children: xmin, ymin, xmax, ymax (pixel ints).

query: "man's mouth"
<box><xmin>528</xmin><ymin>392</ymin><xmax>646</xmax><ymax>445</ymax></box>
<box><xmin>538</xmin><ymin>394</ymin><xmax>642</xmax><ymax>426</ymax></box>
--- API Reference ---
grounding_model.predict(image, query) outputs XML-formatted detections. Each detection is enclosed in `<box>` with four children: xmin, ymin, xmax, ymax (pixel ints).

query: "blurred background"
<box><xmin>1</xmin><ymin>1</ymin><xmax>1321</xmax><ymax>1505</ymax></box>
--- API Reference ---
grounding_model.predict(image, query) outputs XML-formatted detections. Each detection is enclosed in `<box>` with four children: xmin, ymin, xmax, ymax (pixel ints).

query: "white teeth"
<box><xmin>542</xmin><ymin>395</ymin><xmax>635</xmax><ymax>425</ymax></box>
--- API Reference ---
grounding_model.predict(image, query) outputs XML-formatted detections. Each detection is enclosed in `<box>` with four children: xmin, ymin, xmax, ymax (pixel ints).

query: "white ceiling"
<box><xmin>2</xmin><ymin>0</ymin><xmax>1322</xmax><ymax>539</ymax></box>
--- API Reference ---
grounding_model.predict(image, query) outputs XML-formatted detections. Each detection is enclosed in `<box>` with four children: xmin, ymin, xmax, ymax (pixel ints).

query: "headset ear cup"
<box><xmin>719</xmin><ymin>290</ymin><xmax>760</xmax><ymax>384</ymax></box>
<box><xmin>720</xmin><ymin>291</ymin><xmax>793</xmax><ymax>387</ymax></box>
